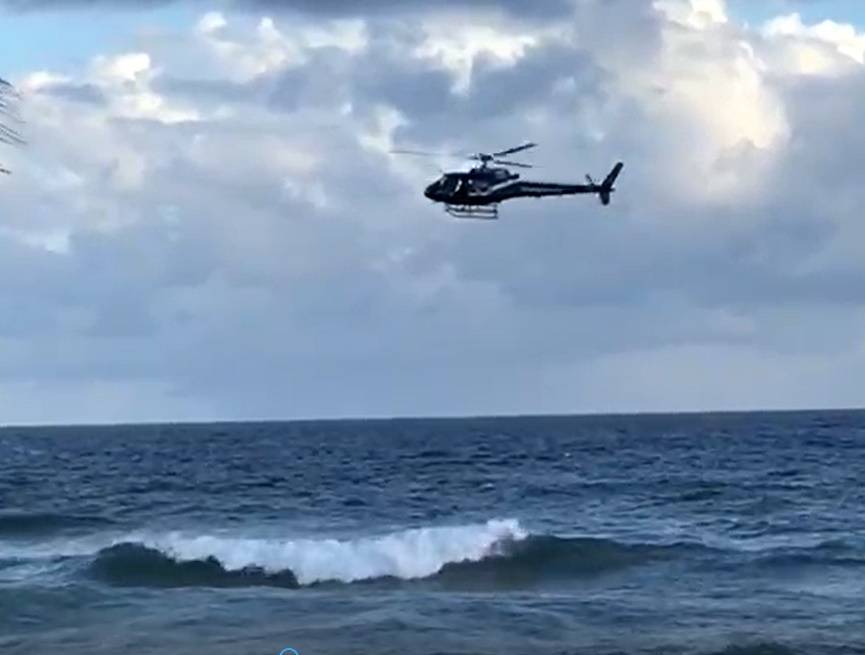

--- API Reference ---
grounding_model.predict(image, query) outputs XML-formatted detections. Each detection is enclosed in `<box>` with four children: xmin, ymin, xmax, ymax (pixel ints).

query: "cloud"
<box><xmin>2</xmin><ymin>0</ymin><xmax>865</xmax><ymax>423</ymax></box>
<box><xmin>0</xmin><ymin>0</ymin><xmax>572</xmax><ymax>18</ymax></box>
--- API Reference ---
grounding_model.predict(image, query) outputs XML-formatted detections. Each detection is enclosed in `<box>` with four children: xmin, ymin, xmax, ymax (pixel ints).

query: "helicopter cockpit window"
<box><xmin>441</xmin><ymin>175</ymin><xmax>459</xmax><ymax>195</ymax></box>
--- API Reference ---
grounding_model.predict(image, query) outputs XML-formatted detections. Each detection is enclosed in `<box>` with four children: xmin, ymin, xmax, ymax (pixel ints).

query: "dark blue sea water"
<box><xmin>2</xmin><ymin>411</ymin><xmax>864</xmax><ymax>655</ymax></box>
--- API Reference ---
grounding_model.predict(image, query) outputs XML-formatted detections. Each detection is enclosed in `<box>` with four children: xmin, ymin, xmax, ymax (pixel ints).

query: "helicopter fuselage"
<box><xmin>423</xmin><ymin>163</ymin><xmax>622</xmax><ymax>214</ymax></box>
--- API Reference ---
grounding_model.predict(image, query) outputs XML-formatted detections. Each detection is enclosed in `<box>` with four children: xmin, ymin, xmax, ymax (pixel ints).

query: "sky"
<box><xmin>1</xmin><ymin>0</ymin><xmax>865</xmax><ymax>425</ymax></box>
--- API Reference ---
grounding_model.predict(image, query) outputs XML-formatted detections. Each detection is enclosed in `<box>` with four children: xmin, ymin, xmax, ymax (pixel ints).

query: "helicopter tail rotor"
<box><xmin>597</xmin><ymin>162</ymin><xmax>624</xmax><ymax>206</ymax></box>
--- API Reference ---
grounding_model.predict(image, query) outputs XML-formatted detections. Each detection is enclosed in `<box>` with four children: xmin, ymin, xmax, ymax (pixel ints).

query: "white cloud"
<box><xmin>765</xmin><ymin>13</ymin><xmax>865</xmax><ymax>63</ymax></box>
<box><xmin>197</xmin><ymin>11</ymin><xmax>228</xmax><ymax>36</ymax></box>
<box><xmin>413</xmin><ymin>22</ymin><xmax>539</xmax><ymax>93</ymax></box>
<box><xmin>763</xmin><ymin>12</ymin><xmax>865</xmax><ymax>75</ymax></box>
<box><xmin>654</xmin><ymin>0</ymin><xmax>728</xmax><ymax>30</ymax></box>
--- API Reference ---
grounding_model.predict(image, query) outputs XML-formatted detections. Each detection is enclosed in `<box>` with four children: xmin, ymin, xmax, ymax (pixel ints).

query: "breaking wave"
<box><xmin>91</xmin><ymin>519</ymin><xmax>526</xmax><ymax>587</ymax></box>
<box><xmin>86</xmin><ymin>520</ymin><xmax>700</xmax><ymax>589</ymax></box>
<box><xmin>9</xmin><ymin>517</ymin><xmax>857</xmax><ymax>591</ymax></box>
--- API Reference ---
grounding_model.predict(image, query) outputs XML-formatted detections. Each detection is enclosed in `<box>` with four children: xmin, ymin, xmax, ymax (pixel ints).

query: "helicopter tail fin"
<box><xmin>598</xmin><ymin>162</ymin><xmax>623</xmax><ymax>206</ymax></box>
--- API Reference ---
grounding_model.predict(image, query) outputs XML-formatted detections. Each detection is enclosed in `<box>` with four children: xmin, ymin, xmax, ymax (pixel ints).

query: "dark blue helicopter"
<box><xmin>392</xmin><ymin>142</ymin><xmax>623</xmax><ymax>219</ymax></box>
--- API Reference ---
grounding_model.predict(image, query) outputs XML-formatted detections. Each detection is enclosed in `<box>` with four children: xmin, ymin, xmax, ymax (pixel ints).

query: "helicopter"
<box><xmin>391</xmin><ymin>142</ymin><xmax>623</xmax><ymax>219</ymax></box>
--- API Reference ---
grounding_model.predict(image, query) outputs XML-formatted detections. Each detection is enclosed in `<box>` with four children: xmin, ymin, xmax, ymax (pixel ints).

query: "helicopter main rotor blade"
<box><xmin>493</xmin><ymin>159</ymin><xmax>533</xmax><ymax>168</ymax></box>
<box><xmin>492</xmin><ymin>142</ymin><xmax>537</xmax><ymax>157</ymax></box>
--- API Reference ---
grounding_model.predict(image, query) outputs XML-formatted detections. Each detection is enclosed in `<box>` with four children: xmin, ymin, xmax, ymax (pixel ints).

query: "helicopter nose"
<box><xmin>424</xmin><ymin>185</ymin><xmax>435</xmax><ymax>200</ymax></box>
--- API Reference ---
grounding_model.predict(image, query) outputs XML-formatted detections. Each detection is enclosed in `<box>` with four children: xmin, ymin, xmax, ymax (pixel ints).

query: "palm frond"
<box><xmin>0</xmin><ymin>77</ymin><xmax>24</xmax><ymax>174</ymax></box>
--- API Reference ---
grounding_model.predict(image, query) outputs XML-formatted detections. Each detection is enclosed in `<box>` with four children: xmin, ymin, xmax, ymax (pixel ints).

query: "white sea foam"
<box><xmin>132</xmin><ymin>518</ymin><xmax>527</xmax><ymax>585</ymax></box>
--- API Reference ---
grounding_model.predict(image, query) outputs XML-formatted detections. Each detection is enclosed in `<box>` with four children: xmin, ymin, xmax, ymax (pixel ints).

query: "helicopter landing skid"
<box><xmin>444</xmin><ymin>204</ymin><xmax>499</xmax><ymax>220</ymax></box>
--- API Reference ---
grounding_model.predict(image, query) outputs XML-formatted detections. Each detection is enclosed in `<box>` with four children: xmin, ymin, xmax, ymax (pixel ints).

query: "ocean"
<box><xmin>1</xmin><ymin>411</ymin><xmax>863</xmax><ymax>655</ymax></box>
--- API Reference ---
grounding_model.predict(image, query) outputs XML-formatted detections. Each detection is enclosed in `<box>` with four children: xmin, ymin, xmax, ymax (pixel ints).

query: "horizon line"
<box><xmin>1</xmin><ymin>404</ymin><xmax>863</xmax><ymax>430</ymax></box>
